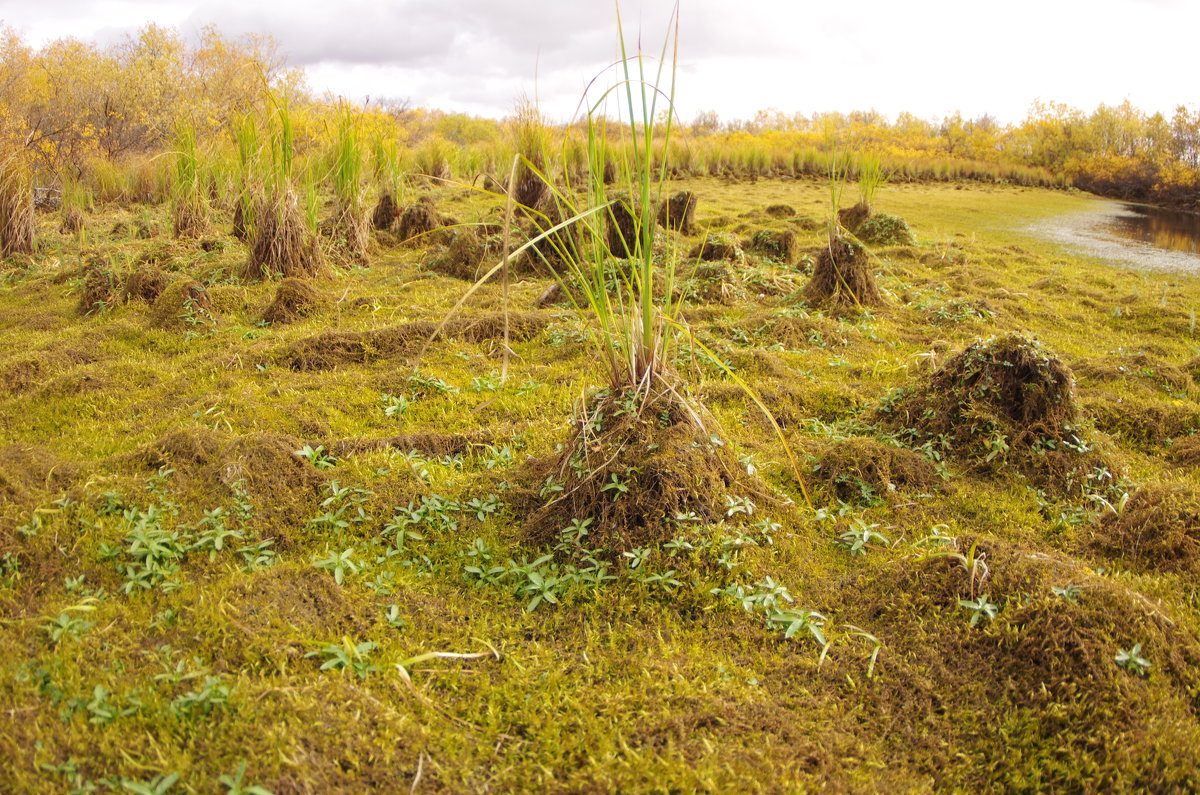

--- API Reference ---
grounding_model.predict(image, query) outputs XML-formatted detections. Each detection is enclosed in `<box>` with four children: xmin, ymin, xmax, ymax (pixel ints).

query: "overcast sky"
<box><xmin>3</xmin><ymin>0</ymin><xmax>1197</xmax><ymax>124</ymax></box>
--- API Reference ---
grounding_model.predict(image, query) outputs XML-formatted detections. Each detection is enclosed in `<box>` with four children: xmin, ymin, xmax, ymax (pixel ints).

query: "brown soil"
<box><xmin>280</xmin><ymin>311</ymin><xmax>549</xmax><ymax>371</ymax></box>
<box><xmin>803</xmin><ymin>234</ymin><xmax>882</xmax><ymax>307</ymax></box>
<box><xmin>262</xmin><ymin>278</ymin><xmax>328</xmax><ymax>324</ymax></box>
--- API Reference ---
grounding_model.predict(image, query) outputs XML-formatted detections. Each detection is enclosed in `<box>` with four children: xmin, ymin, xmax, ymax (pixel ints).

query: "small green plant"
<box><xmin>295</xmin><ymin>444</ymin><xmax>337</xmax><ymax>469</ymax></box>
<box><xmin>42</xmin><ymin>609</ymin><xmax>95</xmax><ymax>644</ymax></box>
<box><xmin>308</xmin><ymin>638</ymin><xmax>378</xmax><ymax>678</ymax></box>
<box><xmin>381</xmin><ymin>393</ymin><xmax>411</xmax><ymax>419</ymax></box>
<box><xmin>836</xmin><ymin>519</ymin><xmax>890</xmax><ymax>556</ymax></box>
<box><xmin>958</xmin><ymin>594</ymin><xmax>998</xmax><ymax>627</ymax></box>
<box><xmin>1115</xmin><ymin>643</ymin><xmax>1151</xmax><ymax>676</ymax></box>
<box><xmin>1051</xmin><ymin>583</ymin><xmax>1082</xmax><ymax>603</ymax></box>
<box><xmin>218</xmin><ymin>760</ymin><xmax>273</xmax><ymax>795</ymax></box>
<box><xmin>312</xmin><ymin>547</ymin><xmax>360</xmax><ymax>585</ymax></box>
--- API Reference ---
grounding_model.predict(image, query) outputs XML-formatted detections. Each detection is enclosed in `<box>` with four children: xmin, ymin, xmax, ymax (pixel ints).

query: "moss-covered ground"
<box><xmin>2</xmin><ymin>178</ymin><xmax>1200</xmax><ymax>792</ymax></box>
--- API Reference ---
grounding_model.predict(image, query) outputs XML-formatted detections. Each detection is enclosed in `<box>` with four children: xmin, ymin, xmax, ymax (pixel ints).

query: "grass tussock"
<box><xmin>0</xmin><ymin>154</ymin><xmax>34</xmax><ymax>257</ymax></box>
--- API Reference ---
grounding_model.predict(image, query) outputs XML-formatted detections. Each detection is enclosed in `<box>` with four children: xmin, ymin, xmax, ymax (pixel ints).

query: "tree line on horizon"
<box><xmin>1</xmin><ymin>23</ymin><xmax>1198</xmax><ymax>207</ymax></box>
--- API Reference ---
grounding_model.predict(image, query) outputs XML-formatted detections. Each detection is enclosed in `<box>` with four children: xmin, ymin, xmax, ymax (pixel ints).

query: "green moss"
<box><xmin>2</xmin><ymin>180</ymin><xmax>1200</xmax><ymax>791</ymax></box>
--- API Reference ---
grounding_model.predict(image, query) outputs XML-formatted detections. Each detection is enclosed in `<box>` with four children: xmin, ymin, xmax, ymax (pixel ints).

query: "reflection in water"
<box><xmin>1099</xmin><ymin>204</ymin><xmax>1200</xmax><ymax>254</ymax></box>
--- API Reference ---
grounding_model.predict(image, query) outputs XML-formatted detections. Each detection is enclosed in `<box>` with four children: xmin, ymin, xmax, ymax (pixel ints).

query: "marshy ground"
<box><xmin>2</xmin><ymin>178</ymin><xmax>1200</xmax><ymax>792</ymax></box>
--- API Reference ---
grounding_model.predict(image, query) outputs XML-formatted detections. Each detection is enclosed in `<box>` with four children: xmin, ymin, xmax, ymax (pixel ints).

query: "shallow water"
<box><xmin>1099</xmin><ymin>203</ymin><xmax>1200</xmax><ymax>255</ymax></box>
<box><xmin>1028</xmin><ymin>199</ymin><xmax>1200</xmax><ymax>273</ymax></box>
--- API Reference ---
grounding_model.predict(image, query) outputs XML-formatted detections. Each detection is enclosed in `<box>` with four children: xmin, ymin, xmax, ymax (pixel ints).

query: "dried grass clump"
<box><xmin>243</xmin><ymin>190</ymin><xmax>325</xmax><ymax>281</ymax></box>
<box><xmin>262</xmin><ymin>277</ymin><xmax>328</xmax><ymax>324</ymax></box>
<box><xmin>328</xmin><ymin>202</ymin><xmax>370</xmax><ymax>262</ymax></box>
<box><xmin>877</xmin><ymin>333</ymin><xmax>1093</xmax><ymax>478</ymax></box>
<box><xmin>173</xmin><ymin>194</ymin><xmax>208</xmax><ymax>238</ymax></box>
<box><xmin>519</xmin><ymin>386</ymin><xmax>748</xmax><ymax>554</ymax></box>
<box><xmin>836</xmin><ymin>201</ymin><xmax>870</xmax><ymax>233</ymax></box>
<box><xmin>123</xmin><ymin>268</ymin><xmax>171</xmax><ymax>304</ymax></box>
<box><xmin>605</xmin><ymin>195</ymin><xmax>640</xmax><ymax>258</ymax></box>
<box><xmin>803</xmin><ymin>233</ymin><xmax>881</xmax><ymax>307</ymax></box>
<box><xmin>372</xmin><ymin>191</ymin><xmax>398</xmax><ymax>230</ymax></box>
<box><xmin>656</xmin><ymin>190</ymin><xmax>696</xmax><ymax>234</ymax></box>
<box><xmin>0</xmin><ymin>157</ymin><xmax>34</xmax><ymax>257</ymax></box>
<box><xmin>59</xmin><ymin>207</ymin><xmax>84</xmax><ymax>235</ymax></box>
<box><xmin>813</xmin><ymin>437</ymin><xmax>939</xmax><ymax>505</ymax></box>
<box><xmin>1096</xmin><ymin>483</ymin><xmax>1200</xmax><ymax>573</ymax></box>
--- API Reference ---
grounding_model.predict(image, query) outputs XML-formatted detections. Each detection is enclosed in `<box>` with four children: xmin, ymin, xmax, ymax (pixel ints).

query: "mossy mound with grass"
<box><xmin>744</xmin><ymin>227</ymin><xmax>800</xmax><ymax>265</ymax></box>
<box><xmin>396</xmin><ymin>196</ymin><xmax>443</xmax><ymax>244</ymax></box>
<box><xmin>1167</xmin><ymin>435</ymin><xmax>1200</xmax><ymax>466</ymax></box>
<box><xmin>857</xmin><ymin>212</ymin><xmax>916</xmax><ymax>246</ymax></box>
<box><xmin>262</xmin><ymin>278</ymin><xmax>328</xmax><ymax>325</ymax></box>
<box><xmin>134</xmin><ymin>427</ymin><xmax>324</xmax><ymax>537</ymax></box>
<box><xmin>828</xmin><ymin>536</ymin><xmax>1200</xmax><ymax>790</ymax></box>
<box><xmin>812</xmin><ymin>436</ymin><xmax>940</xmax><ymax>505</ymax></box>
<box><xmin>148</xmin><ymin>279</ymin><xmax>214</xmax><ymax>330</ymax></box>
<box><xmin>520</xmin><ymin>386</ymin><xmax>753</xmax><ymax>554</ymax></box>
<box><xmin>877</xmin><ymin>333</ymin><xmax>1093</xmax><ymax>478</ymax></box>
<box><xmin>803</xmin><ymin>233</ymin><xmax>882</xmax><ymax>307</ymax></box>
<box><xmin>1092</xmin><ymin>482</ymin><xmax>1200</xmax><ymax>574</ymax></box>
<box><xmin>429</xmin><ymin>229</ymin><xmax>543</xmax><ymax>281</ymax></box>
<box><xmin>688</xmin><ymin>232</ymin><xmax>744</xmax><ymax>263</ymax></box>
<box><xmin>77</xmin><ymin>259</ymin><xmax>121</xmax><ymax>316</ymax></box>
<box><xmin>280</xmin><ymin>312</ymin><xmax>548</xmax><ymax>371</ymax></box>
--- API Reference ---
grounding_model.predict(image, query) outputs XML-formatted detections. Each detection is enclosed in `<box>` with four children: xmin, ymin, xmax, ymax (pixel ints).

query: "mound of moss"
<box><xmin>857</xmin><ymin>213</ymin><xmax>916</xmax><ymax>246</ymax></box>
<box><xmin>877</xmin><ymin>333</ymin><xmax>1095</xmax><ymax>480</ymax></box>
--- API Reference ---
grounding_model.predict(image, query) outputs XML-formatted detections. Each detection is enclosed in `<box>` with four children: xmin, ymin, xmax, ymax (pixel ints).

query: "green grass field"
<box><xmin>2</xmin><ymin>178</ymin><xmax>1199</xmax><ymax>793</ymax></box>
